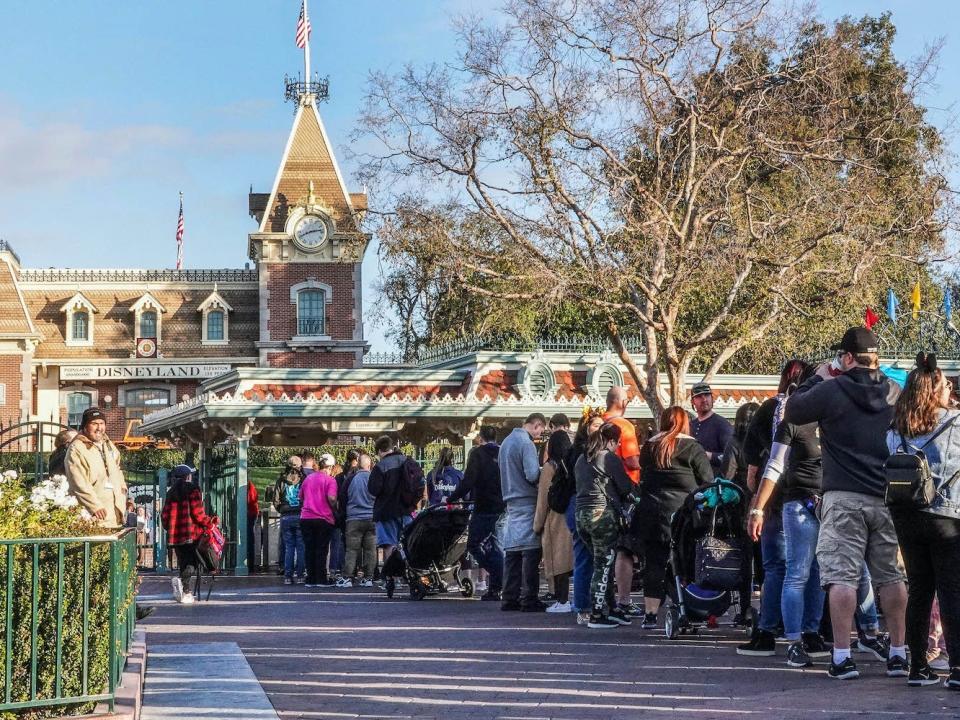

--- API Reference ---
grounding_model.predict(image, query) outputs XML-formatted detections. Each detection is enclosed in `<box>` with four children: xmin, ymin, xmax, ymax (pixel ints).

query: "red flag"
<box><xmin>864</xmin><ymin>307</ymin><xmax>879</xmax><ymax>330</ymax></box>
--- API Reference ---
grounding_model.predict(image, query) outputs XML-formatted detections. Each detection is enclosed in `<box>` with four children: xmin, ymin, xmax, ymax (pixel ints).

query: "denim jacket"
<box><xmin>886</xmin><ymin>408</ymin><xmax>960</xmax><ymax>519</ymax></box>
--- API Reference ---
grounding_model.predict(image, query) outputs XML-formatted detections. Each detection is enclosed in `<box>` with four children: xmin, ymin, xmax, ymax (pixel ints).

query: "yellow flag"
<box><xmin>911</xmin><ymin>281</ymin><xmax>922</xmax><ymax>319</ymax></box>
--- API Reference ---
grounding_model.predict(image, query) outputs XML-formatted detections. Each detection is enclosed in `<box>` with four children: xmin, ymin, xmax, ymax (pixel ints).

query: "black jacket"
<box><xmin>368</xmin><ymin>451</ymin><xmax>409</xmax><ymax>521</ymax></box>
<box><xmin>638</xmin><ymin>437</ymin><xmax>714</xmax><ymax>537</ymax></box>
<box><xmin>785</xmin><ymin>368</ymin><xmax>899</xmax><ymax>498</ymax></box>
<box><xmin>273</xmin><ymin>466</ymin><xmax>304</xmax><ymax>515</ymax></box>
<box><xmin>448</xmin><ymin>443</ymin><xmax>504</xmax><ymax>514</ymax></box>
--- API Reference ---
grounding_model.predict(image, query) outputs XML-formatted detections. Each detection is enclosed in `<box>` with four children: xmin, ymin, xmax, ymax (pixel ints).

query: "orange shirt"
<box><xmin>603</xmin><ymin>412</ymin><xmax>641</xmax><ymax>484</ymax></box>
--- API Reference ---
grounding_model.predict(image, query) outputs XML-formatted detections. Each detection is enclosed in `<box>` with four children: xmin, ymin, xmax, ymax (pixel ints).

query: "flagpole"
<box><xmin>303</xmin><ymin>0</ymin><xmax>311</xmax><ymax>91</ymax></box>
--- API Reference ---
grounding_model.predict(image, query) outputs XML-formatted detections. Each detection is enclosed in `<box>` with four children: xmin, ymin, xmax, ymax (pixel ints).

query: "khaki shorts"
<box><xmin>816</xmin><ymin>490</ymin><xmax>905</xmax><ymax>589</ymax></box>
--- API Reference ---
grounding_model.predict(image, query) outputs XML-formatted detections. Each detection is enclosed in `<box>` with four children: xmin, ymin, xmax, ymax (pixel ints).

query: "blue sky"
<box><xmin>1</xmin><ymin>1</ymin><xmax>957</xmax><ymax>352</ymax></box>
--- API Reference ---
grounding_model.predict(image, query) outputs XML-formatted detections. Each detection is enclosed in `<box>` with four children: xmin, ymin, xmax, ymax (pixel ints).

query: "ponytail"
<box><xmin>653</xmin><ymin>406</ymin><xmax>690</xmax><ymax>469</ymax></box>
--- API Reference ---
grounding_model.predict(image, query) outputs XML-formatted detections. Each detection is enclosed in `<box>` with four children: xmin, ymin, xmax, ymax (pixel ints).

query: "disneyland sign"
<box><xmin>61</xmin><ymin>364</ymin><xmax>231</xmax><ymax>381</ymax></box>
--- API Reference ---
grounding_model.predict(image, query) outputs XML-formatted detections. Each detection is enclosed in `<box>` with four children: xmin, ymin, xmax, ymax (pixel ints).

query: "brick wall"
<box><xmin>264</xmin><ymin>263</ymin><xmax>357</xmax><ymax>342</ymax></box>
<box><xmin>265</xmin><ymin>352</ymin><xmax>356</xmax><ymax>369</ymax></box>
<box><xmin>0</xmin><ymin>355</ymin><xmax>24</xmax><ymax>426</ymax></box>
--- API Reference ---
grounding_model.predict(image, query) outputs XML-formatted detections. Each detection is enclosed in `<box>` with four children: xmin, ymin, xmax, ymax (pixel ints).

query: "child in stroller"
<box><xmin>663</xmin><ymin>479</ymin><xmax>756</xmax><ymax>638</ymax></box>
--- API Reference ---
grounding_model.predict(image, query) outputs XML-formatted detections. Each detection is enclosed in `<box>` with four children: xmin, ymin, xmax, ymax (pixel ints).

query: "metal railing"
<box><xmin>297</xmin><ymin>318</ymin><xmax>327</xmax><ymax>337</ymax></box>
<box><xmin>0</xmin><ymin>530</ymin><xmax>137</xmax><ymax>714</ymax></box>
<box><xmin>17</xmin><ymin>268</ymin><xmax>258</xmax><ymax>284</ymax></box>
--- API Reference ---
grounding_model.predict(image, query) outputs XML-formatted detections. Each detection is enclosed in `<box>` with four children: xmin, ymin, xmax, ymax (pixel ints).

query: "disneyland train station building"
<box><xmin>0</xmin><ymin>74</ymin><xmax>786</xmax><ymax>570</ymax></box>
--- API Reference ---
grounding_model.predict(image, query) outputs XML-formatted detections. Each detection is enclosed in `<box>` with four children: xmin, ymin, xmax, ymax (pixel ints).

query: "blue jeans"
<box><xmin>856</xmin><ymin>563</ymin><xmax>879</xmax><ymax>632</ymax></box>
<box><xmin>781</xmin><ymin>500</ymin><xmax>825</xmax><ymax>639</ymax></box>
<box><xmin>566</xmin><ymin>498</ymin><xmax>594</xmax><ymax>613</ymax></box>
<box><xmin>467</xmin><ymin>512</ymin><xmax>504</xmax><ymax>593</ymax></box>
<box><xmin>280</xmin><ymin>514</ymin><xmax>305</xmax><ymax>579</ymax></box>
<box><xmin>759</xmin><ymin>510</ymin><xmax>786</xmax><ymax>633</ymax></box>
<box><xmin>328</xmin><ymin>528</ymin><xmax>344</xmax><ymax>573</ymax></box>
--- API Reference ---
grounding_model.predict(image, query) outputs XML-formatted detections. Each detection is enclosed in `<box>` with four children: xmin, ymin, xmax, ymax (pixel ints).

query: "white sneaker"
<box><xmin>359</xmin><ymin>579</ymin><xmax>374</xmax><ymax>587</ymax></box>
<box><xmin>179</xmin><ymin>592</ymin><xmax>195</xmax><ymax>604</ymax></box>
<box><xmin>546</xmin><ymin>601</ymin><xmax>573</xmax><ymax>614</ymax></box>
<box><xmin>576</xmin><ymin>612</ymin><xmax>590</xmax><ymax>626</ymax></box>
<box><xmin>928</xmin><ymin>651</ymin><xmax>950</xmax><ymax>671</ymax></box>
<box><xmin>171</xmin><ymin>577</ymin><xmax>183</xmax><ymax>602</ymax></box>
<box><xmin>335</xmin><ymin>577</ymin><xmax>354</xmax><ymax>588</ymax></box>
<box><xmin>475</xmin><ymin>581</ymin><xmax>488</xmax><ymax>593</ymax></box>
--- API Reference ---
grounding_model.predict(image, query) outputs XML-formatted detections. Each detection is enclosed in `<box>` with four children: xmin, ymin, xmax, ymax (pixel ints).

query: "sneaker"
<box><xmin>335</xmin><ymin>577</ymin><xmax>354</xmax><ymax>588</ymax></box>
<box><xmin>856</xmin><ymin>635</ymin><xmax>889</xmax><ymax>661</ymax></box>
<box><xmin>546</xmin><ymin>601</ymin><xmax>573</xmax><ymax>614</ymax></box>
<box><xmin>501</xmin><ymin>601</ymin><xmax>522</xmax><ymax>611</ymax></box>
<box><xmin>576</xmin><ymin>612</ymin><xmax>590</xmax><ymax>626</ymax></box>
<box><xmin>359</xmin><ymin>579</ymin><xmax>374</xmax><ymax>588</ymax></box>
<box><xmin>928</xmin><ymin>653</ymin><xmax>950</xmax><ymax>671</ymax></box>
<box><xmin>802</xmin><ymin>632</ymin><xmax>831</xmax><ymax>658</ymax></box>
<box><xmin>521</xmin><ymin>601</ymin><xmax>548</xmax><ymax>613</ymax></box>
<box><xmin>294</xmin><ymin>576</ymin><xmax>306</xmax><ymax>585</ymax></box>
<box><xmin>945</xmin><ymin>667</ymin><xmax>960</xmax><ymax>689</ymax></box>
<box><xmin>317</xmin><ymin>580</ymin><xmax>336</xmax><ymax>587</ymax></box>
<box><xmin>587</xmin><ymin>613</ymin><xmax>619</xmax><ymax>629</ymax></box>
<box><xmin>828</xmin><ymin>657</ymin><xmax>859</xmax><ymax>680</ymax></box>
<box><xmin>786</xmin><ymin>641</ymin><xmax>813</xmax><ymax>668</ymax></box>
<box><xmin>641</xmin><ymin>612</ymin><xmax>658</xmax><ymax>630</ymax></box>
<box><xmin>481</xmin><ymin>591</ymin><xmax>501</xmax><ymax>601</ymax></box>
<box><xmin>475</xmin><ymin>581</ymin><xmax>488</xmax><ymax>593</ymax></box>
<box><xmin>737</xmin><ymin>629</ymin><xmax>776</xmax><ymax>656</ymax></box>
<box><xmin>179</xmin><ymin>592</ymin><xmax>195</xmax><ymax>605</ymax></box>
<box><xmin>908</xmin><ymin>666</ymin><xmax>940</xmax><ymax>687</ymax></box>
<box><xmin>887</xmin><ymin>654</ymin><xmax>909</xmax><ymax>677</ymax></box>
<box><xmin>170</xmin><ymin>577</ymin><xmax>183</xmax><ymax>602</ymax></box>
<box><xmin>618</xmin><ymin>601</ymin><xmax>644</xmax><ymax>617</ymax></box>
<box><xmin>283</xmin><ymin>577</ymin><xmax>293</xmax><ymax>585</ymax></box>
<box><xmin>609</xmin><ymin>608</ymin><xmax>633</xmax><ymax>626</ymax></box>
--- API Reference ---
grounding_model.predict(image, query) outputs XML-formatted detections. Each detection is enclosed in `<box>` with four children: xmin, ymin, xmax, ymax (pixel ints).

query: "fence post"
<box><xmin>234</xmin><ymin>437</ymin><xmax>250</xmax><ymax>576</ymax></box>
<box><xmin>155</xmin><ymin>468</ymin><xmax>167</xmax><ymax>572</ymax></box>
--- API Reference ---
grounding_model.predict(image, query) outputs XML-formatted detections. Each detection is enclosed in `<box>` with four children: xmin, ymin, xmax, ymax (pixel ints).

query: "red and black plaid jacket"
<box><xmin>161</xmin><ymin>486</ymin><xmax>212</xmax><ymax>546</ymax></box>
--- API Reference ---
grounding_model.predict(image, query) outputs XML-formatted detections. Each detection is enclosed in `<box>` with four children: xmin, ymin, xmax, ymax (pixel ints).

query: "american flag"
<box><xmin>295</xmin><ymin>0</ymin><xmax>311</xmax><ymax>49</ymax></box>
<box><xmin>175</xmin><ymin>194</ymin><xmax>184</xmax><ymax>270</ymax></box>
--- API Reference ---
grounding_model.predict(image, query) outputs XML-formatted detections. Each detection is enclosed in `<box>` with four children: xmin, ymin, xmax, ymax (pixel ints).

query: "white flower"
<box><xmin>0</xmin><ymin>469</ymin><xmax>17</xmax><ymax>483</ymax></box>
<box><xmin>13</xmin><ymin>496</ymin><xmax>23</xmax><ymax>506</ymax></box>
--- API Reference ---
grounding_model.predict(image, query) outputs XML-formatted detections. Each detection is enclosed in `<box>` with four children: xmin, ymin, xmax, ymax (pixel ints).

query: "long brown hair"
<box><xmin>653</xmin><ymin>406</ymin><xmax>690</xmax><ymax>469</ymax></box>
<box><xmin>586</xmin><ymin>422</ymin><xmax>622</xmax><ymax>462</ymax></box>
<box><xmin>894</xmin><ymin>366</ymin><xmax>944</xmax><ymax>438</ymax></box>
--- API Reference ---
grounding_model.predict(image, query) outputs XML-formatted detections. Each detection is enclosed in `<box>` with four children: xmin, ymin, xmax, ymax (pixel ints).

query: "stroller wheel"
<box><xmin>385</xmin><ymin>577</ymin><xmax>395</xmax><ymax>599</ymax></box>
<box><xmin>665</xmin><ymin>607</ymin><xmax>680</xmax><ymax>640</ymax></box>
<box><xmin>460</xmin><ymin>577</ymin><xmax>474</xmax><ymax>598</ymax></box>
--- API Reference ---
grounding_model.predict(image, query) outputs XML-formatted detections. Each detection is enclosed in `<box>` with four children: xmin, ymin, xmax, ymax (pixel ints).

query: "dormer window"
<box><xmin>290</xmin><ymin>281</ymin><xmax>332</xmax><ymax>340</ymax></box>
<box><xmin>197</xmin><ymin>287</ymin><xmax>233</xmax><ymax>345</ymax></box>
<box><xmin>60</xmin><ymin>292</ymin><xmax>97</xmax><ymax>347</ymax></box>
<box><xmin>129</xmin><ymin>293</ymin><xmax>166</xmax><ymax>344</ymax></box>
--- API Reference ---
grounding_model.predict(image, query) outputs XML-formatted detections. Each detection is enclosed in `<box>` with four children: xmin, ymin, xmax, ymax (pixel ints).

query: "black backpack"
<box><xmin>547</xmin><ymin>456</ymin><xmax>575</xmax><ymax>514</ymax></box>
<box><xmin>884</xmin><ymin>417</ymin><xmax>959</xmax><ymax>510</ymax></box>
<box><xmin>398</xmin><ymin>457</ymin><xmax>426</xmax><ymax>510</ymax></box>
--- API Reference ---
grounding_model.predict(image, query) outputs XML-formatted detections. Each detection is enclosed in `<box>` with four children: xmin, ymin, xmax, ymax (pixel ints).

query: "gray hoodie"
<box><xmin>887</xmin><ymin>408</ymin><xmax>960</xmax><ymax>519</ymax></box>
<box><xmin>785</xmin><ymin>367</ymin><xmax>899</xmax><ymax>497</ymax></box>
<box><xmin>499</xmin><ymin>427</ymin><xmax>540</xmax><ymax>505</ymax></box>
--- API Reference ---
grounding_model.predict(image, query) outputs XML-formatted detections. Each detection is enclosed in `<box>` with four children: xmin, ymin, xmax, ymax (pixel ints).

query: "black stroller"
<box><xmin>663</xmin><ymin>479</ymin><xmax>756</xmax><ymax>639</ymax></box>
<box><xmin>382</xmin><ymin>503</ymin><xmax>474</xmax><ymax>600</ymax></box>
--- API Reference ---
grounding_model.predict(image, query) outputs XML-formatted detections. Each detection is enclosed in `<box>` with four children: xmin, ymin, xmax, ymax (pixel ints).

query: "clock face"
<box><xmin>294</xmin><ymin>215</ymin><xmax>329</xmax><ymax>250</ymax></box>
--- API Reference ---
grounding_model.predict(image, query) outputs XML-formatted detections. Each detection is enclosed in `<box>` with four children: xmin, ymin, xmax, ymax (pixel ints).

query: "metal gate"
<box><xmin>0</xmin><ymin>420</ymin><xmax>70</xmax><ymax>481</ymax></box>
<box><xmin>123</xmin><ymin>464</ymin><xmax>162</xmax><ymax>570</ymax></box>
<box><xmin>205</xmin><ymin>443</ymin><xmax>238</xmax><ymax>571</ymax></box>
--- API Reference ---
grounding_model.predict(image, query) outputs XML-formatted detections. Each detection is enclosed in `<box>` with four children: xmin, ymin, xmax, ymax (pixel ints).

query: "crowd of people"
<box><xmin>50</xmin><ymin>325</ymin><xmax>959</xmax><ymax>689</ymax></box>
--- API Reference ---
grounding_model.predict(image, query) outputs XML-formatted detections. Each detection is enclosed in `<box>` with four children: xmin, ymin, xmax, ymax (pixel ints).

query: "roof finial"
<box><xmin>307</xmin><ymin>180</ymin><xmax>316</xmax><ymax>206</ymax></box>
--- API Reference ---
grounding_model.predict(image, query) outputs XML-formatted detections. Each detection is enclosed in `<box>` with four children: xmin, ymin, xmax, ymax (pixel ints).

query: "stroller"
<box><xmin>382</xmin><ymin>502</ymin><xmax>474</xmax><ymax>600</ymax></box>
<box><xmin>663</xmin><ymin>479</ymin><xmax>756</xmax><ymax>639</ymax></box>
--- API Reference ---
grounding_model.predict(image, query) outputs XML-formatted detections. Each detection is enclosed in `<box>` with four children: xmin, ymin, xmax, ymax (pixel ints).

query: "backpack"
<box><xmin>196</xmin><ymin>520</ymin><xmax>225</xmax><ymax>572</ymax></box>
<box><xmin>399</xmin><ymin>457</ymin><xmax>425</xmax><ymax>510</ymax></box>
<box><xmin>283</xmin><ymin>482</ymin><xmax>302</xmax><ymax>509</ymax></box>
<box><xmin>884</xmin><ymin>417</ymin><xmax>959</xmax><ymax>510</ymax></box>
<box><xmin>547</xmin><ymin>457</ymin><xmax>575</xmax><ymax>514</ymax></box>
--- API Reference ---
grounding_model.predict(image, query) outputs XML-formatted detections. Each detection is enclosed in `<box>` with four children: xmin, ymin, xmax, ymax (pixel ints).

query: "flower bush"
<box><xmin>0</xmin><ymin>470</ymin><xmax>134</xmax><ymax>719</ymax></box>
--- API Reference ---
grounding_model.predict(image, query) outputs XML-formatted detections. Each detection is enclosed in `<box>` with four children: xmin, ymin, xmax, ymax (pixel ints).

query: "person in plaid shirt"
<box><xmin>161</xmin><ymin>464</ymin><xmax>213</xmax><ymax>604</ymax></box>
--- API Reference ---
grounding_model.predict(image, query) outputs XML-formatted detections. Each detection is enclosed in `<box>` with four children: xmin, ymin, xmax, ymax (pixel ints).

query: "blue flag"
<box><xmin>945</xmin><ymin>288</ymin><xmax>953</xmax><ymax>321</ymax></box>
<box><xmin>887</xmin><ymin>288</ymin><xmax>899</xmax><ymax>325</ymax></box>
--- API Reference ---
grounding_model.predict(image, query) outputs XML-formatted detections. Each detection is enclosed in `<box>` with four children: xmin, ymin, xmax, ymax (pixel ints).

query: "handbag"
<box><xmin>884</xmin><ymin>417</ymin><xmax>958</xmax><ymax>511</ymax></box>
<box><xmin>693</xmin><ymin>506</ymin><xmax>743</xmax><ymax>590</ymax></box>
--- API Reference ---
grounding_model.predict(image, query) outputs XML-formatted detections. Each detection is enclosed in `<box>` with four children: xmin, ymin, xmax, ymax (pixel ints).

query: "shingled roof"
<box><xmin>0</xmin><ymin>254</ymin><xmax>37</xmax><ymax>338</ymax></box>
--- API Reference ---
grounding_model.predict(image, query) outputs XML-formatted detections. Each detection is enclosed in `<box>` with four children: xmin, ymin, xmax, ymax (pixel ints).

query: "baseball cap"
<box><xmin>831</xmin><ymin>327</ymin><xmax>879</xmax><ymax>354</ymax></box>
<box><xmin>171</xmin><ymin>464</ymin><xmax>197</xmax><ymax>479</ymax></box>
<box><xmin>319</xmin><ymin>453</ymin><xmax>336</xmax><ymax>468</ymax></box>
<box><xmin>80</xmin><ymin>407</ymin><xmax>106</xmax><ymax>427</ymax></box>
<box><xmin>287</xmin><ymin>455</ymin><xmax>303</xmax><ymax>468</ymax></box>
<box><xmin>691</xmin><ymin>382</ymin><xmax>713</xmax><ymax>397</ymax></box>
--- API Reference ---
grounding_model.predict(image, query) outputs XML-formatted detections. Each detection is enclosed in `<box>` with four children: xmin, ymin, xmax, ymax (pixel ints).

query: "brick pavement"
<box><xmin>138</xmin><ymin>576</ymin><xmax>960</xmax><ymax>720</ymax></box>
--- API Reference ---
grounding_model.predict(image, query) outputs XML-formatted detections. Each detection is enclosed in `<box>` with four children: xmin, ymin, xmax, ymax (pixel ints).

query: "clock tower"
<box><xmin>248</xmin><ymin>78</ymin><xmax>370</xmax><ymax>369</ymax></box>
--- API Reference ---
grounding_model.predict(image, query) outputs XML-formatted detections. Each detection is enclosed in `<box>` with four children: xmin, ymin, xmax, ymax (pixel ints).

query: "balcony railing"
<box><xmin>18</xmin><ymin>268</ymin><xmax>259</xmax><ymax>284</ymax></box>
<box><xmin>297</xmin><ymin>318</ymin><xmax>326</xmax><ymax>337</ymax></box>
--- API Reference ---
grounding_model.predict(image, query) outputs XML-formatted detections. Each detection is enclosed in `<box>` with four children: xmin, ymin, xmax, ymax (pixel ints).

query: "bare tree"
<box><xmin>361</xmin><ymin>1</ymin><xmax>951</xmax><ymax>414</ymax></box>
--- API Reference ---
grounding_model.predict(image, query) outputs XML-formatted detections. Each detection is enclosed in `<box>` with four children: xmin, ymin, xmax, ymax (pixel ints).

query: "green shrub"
<box><xmin>0</xmin><ymin>471</ymin><xmax>136</xmax><ymax>719</ymax></box>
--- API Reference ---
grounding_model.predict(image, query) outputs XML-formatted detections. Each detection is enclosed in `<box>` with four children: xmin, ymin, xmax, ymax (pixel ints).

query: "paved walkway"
<box><xmin>138</xmin><ymin>576</ymin><xmax>960</xmax><ymax>719</ymax></box>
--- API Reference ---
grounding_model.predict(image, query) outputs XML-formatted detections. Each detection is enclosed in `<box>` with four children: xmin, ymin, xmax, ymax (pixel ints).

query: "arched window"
<box><xmin>139</xmin><ymin>310</ymin><xmax>157</xmax><ymax>339</ymax></box>
<box><xmin>72</xmin><ymin>311</ymin><xmax>89</xmax><ymax>342</ymax></box>
<box><xmin>67</xmin><ymin>392</ymin><xmax>92</xmax><ymax>427</ymax></box>
<box><xmin>206</xmin><ymin>310</ymin><xmax>224</xmax><ymax>341</ymax></box>
<box><xmin>297</xmin><ymin>289</ymin><xmax>325</xmax><ymax>336</ymax></box>
<box><xmin>124</xmin><ymin>388</ymin><xmax>171</xmax><ymax>420</ymax></box>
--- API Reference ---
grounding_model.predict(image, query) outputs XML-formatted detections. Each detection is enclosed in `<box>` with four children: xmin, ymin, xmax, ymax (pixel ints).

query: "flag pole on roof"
<box><xmin>296</xmin><ymin>0</ymin><xmax>313</xmax><ymax>87</ymax></box>
<box><xmin>175</xmin><ymin>191</ymin><xmax>184</xmax><ymax>270</ymax></box>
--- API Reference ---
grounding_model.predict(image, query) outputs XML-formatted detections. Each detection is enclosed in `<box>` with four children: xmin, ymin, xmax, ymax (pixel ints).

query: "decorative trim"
<box><xmin>586</xmin><ymin>362</ymin><xmax>624</xmax><ymax>399</ymax></box>
<box><xmin>516</xmin><ymin>358</ymin><xmax>557</xmax><ymax>400</ymax></box>
<box><xmin>289</xmin><ymin>280</ymin><xmax>333</xmax><ymax>304</ymax></box>
<box><xmin>60</xmin><ymin>293</ymin><xmax>97</xmax><ymax>348</ymax></box>
<box><xmin>198</xmin><ymin>288</ymin><xmax>231</xmax><ymax>345</ymax></box>
<box><xmin>20</xmin><ymin>268</ymin><xmax>258</xmax><ymax>284</ymax></box>
<box><xmin>130</xmin><ymin>293</ymin><xmax>165</xmax><ymax>346</ymax></box>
